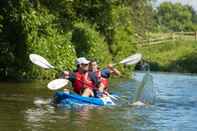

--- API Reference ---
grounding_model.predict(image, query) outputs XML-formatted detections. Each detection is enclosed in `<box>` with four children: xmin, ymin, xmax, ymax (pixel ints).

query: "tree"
<box><xmin>156</xmin><ymin>2</ymin><xmax>195</xmax><ymax>31</ymax></box>
<box><xmin>128</xmin><ymin>0</ymin><xmax>155</xmax><ymax>36</ymax></box>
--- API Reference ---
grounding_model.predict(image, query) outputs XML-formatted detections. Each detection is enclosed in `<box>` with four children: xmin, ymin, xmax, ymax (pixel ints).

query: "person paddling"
<box><xmin>89</xmin><ymin>60</ymin><xmax>121</xmax><ymax>94</ymax></box>
<box><xmin>63</xmin><ymin>57</ymin><xmax>101</xmax><ymax>97</ymax></box>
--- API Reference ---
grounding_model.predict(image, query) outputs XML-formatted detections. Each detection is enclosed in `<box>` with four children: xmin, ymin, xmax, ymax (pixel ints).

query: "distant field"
<box><xmin>137</xmin><ymin>40</ymin><xmax>197</xmax><ymax>73</ymax></box>
<box><xmin>137</xmin><ymin>32</ymin><xmax>197</xmax><ymax>46</ymax></box>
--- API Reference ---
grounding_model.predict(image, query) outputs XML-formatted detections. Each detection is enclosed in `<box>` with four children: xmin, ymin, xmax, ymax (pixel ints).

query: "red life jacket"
<box><xmin>101</xmin><ymin>77</ymin><xmax>109</xmax><ymax>89</ymax></box>
<box><xmin>95</xmin><ymin>69</ymin><xmax>109</xmax><ymax>89</ymax></box>
<box><xmin>73</xmin><ymin>71</ymin><xmax>95</xmax><ymax>94</ymax></box>
<box><xmin>95</xmin><ymin>70</ymin><xmax>101</xmax><ymax>78</ymax></box>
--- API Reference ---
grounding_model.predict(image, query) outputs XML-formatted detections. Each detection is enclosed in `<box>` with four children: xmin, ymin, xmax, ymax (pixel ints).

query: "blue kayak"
<box><xmin>53</xmin><ymin>91</ymin><xmax>115</xmax><ymax>106</ymax></box>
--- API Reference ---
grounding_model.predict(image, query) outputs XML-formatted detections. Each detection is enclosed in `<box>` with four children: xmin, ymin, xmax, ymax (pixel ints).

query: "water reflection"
<box><xmin>25</xmin><ymin>97</ymin><xmax>105</xmax><ymax>131</ymax></box>
<box><xmin>24</xmin><ymin>98</ymin><xmax>55</xmax><ymax>131</ymax></box>
<box><xmin>1</xmin><ymin>72</ymin><xmax>197</xmax><ymax>131</ymax></box>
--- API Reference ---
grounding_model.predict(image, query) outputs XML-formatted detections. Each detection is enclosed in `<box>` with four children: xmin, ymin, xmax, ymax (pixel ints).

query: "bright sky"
<box><xmin>156</xmin><ymin>0</ymin><xmax>197</xmax><ymax>10</ymax></box>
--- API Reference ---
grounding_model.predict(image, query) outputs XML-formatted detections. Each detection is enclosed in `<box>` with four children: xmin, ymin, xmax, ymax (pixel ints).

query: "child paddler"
<box><xmin>89</xmin><ymin>60</ymin><xmax>121</xmax><ymax>95</ymax></box>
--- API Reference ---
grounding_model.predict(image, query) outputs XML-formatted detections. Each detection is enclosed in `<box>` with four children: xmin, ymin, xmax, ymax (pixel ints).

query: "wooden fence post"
<box><xmin>147</xmin><ymin>32</ymin><xmax>150</xmax><ymax>44</ymax></box>
<box><xmin>195</xmin><ymin>31</ymin><xmax>197</xmax><ymax>41</ymax></box>
<box><xmin>171</xmin><ymin>32</ymin><xmax>175</xmax><ymax>41</ymax></box>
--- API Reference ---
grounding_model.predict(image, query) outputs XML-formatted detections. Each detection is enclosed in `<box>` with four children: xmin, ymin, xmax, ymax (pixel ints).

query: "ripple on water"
<box><xmin>1</xmin><ymin>72</ymin><xmax>197</xmax><ymax>131</ymax></box>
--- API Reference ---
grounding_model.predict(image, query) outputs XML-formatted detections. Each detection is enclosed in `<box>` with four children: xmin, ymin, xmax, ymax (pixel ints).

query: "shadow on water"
<box><xmin>167</xmin><ymin>52</ymin><xmax>197</xmax><ymax>73</ymax></box>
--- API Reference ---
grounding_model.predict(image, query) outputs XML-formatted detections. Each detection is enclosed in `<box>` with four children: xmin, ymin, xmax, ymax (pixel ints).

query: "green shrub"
<box><xmin>0</xmin><ymin>15</ymin><xmax>3</xmax><ymax>33</ymax></box>
<box><xmin>72</xmin><ymin>21</ymin><xmax>111</xmax><ymax>67</ymax></box>
<box><xmin>111</xmin><ymin>6</ymin><xmax>136</xmax><ymax>57</ymax></box>
<box><xmin>22</xmin><ymin>7</ymin><xmax>76</xmax><ymax>79</ymax></box>
<box><xmin>0</xmin><ymin>0</ymin><xmax>140</xmax><ymax>80</ymax></box>
<box><xmin>109</xmin><ymin>6</ymin><xmax>137</xmax><ymax>76</ymax></box>
<box><xmin>0</xmin><ymin>1</ymin><xmax>77</xmax><ymax>80</ymax></box>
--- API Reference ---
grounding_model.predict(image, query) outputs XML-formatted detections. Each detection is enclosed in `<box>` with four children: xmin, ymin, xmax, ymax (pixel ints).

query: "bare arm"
<box><xmin>107</xmin><ymin>64</ymin><xmax>121</xmax><ymax>76</ymax></box>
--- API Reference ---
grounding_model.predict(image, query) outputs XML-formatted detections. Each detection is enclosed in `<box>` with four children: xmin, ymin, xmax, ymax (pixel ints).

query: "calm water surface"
<box><xmin>0</xmin><ymin>72</ymin><xmax>197</xmax><ymax>131</ymax></box>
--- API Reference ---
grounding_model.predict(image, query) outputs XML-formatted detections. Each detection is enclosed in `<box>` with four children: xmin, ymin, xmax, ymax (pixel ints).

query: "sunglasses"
<box><xmin>81</xmin><ymin>63</ymin><xmax>89</xmax><ymax>66</ymax></box>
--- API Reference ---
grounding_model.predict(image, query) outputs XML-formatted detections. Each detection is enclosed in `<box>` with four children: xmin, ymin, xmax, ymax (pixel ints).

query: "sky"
<box><xmin>156</xmin><ymin>0</ymin><xmax>197</xmax><ymax>10</ymax></box>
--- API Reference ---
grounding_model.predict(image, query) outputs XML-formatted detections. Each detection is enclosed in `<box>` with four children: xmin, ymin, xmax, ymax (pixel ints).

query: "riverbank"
<box><xmin>138</xmin><ymin>40</ymin><xmax>197</xmax><ymax>73</ymax></box>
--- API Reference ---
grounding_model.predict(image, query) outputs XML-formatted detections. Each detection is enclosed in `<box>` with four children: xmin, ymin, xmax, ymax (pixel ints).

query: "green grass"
<box><xmin>138</xmin><ymin>40</ymin><xmax>197</xmax><ymax>73</ymax></box>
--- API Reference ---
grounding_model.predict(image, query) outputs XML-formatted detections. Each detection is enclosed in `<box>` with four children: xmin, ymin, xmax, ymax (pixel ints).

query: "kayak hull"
<box><xmin>53</xmin><ymin>91</ymin><xmax>115</xmax><ymax>106</ymax></box>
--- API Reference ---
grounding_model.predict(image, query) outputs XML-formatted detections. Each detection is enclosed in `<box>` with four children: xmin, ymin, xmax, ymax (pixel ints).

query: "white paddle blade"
<box><xmin>47</xmin><ymin>79</ymin><xmax>69</xmax><ymax>90</ymax></box>
<box><xmin>120</xmin><ymin>53</ymin><xmax>142</xmax><ymax>65</ymax></box>
<box><xmin>109</xmin><ymin>95</ymin><xmax>118</xmax><ymax>100</ymax></box>
<box><xmin>29</xmin><ymin>54</ymin><xmax>54</xmax><ymax>69</ymax></box>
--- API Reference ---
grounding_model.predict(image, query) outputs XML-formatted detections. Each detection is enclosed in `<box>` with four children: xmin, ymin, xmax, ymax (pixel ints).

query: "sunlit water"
<box><xmin>0</xmin><ymin>72</ymin><xmax>197</xmax><ymax>131</ymax></box>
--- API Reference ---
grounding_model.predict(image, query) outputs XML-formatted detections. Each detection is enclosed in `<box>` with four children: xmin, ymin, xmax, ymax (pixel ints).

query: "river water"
<box><xmin>0</xmin><ymin>72</ymin><xmax>197</xmax><ymax>131</ymax></box>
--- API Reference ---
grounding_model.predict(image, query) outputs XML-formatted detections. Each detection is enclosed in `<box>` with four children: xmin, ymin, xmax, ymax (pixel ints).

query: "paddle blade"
<box><xmin>47</xmin><ymin>79</ymin><xmax>69</xmax><ymax>90</ymax></box>
<box><xmin>29</xmin><ymin>54</ymin><xmax>54</xmax><ymax>69</ymax></box>
<box><xmin>119</xmin><ymin>53</ymin><xmax>142</xmax><ymax>65</ymax></box>
<box><xmin>109</xmin><ymin>95</ymin><xmax>118</xmax><ymax>100</ymax></box>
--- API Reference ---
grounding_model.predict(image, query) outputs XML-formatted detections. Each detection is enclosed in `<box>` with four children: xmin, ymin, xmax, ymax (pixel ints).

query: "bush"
<box><xmin>109</xmin><ymin>6</ymin><xmax>137</xmax><ymax>76</ymax></box>
<box><xmin>0</xmin><ymin>0</ymin><xmax>139</xmax><ymax>80</ymax></box>
<box><xmin>72</xmin><ymin>21</ymin><xmax>111</xmax><ymax>67</ymax></box>
<box><xmin>0</xmin><ymin>1</ymin><xmax>77</xmax><ymax>80</ymax></box>
<box><xmin>106</xmin><ymin>5</ymin><xmax>136</xmax><ymax>59</ymax></box>
<box><xmin>23</xmin><ymin>7</ymin><xmax>77</xmax><ymax>79</ymax></box>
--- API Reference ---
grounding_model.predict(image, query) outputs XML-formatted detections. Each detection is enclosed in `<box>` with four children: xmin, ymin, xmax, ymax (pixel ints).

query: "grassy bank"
<box><xmin>138</xmin><ymin>40</ymin><xmax>197</xmax><ymax>73</ymax></box>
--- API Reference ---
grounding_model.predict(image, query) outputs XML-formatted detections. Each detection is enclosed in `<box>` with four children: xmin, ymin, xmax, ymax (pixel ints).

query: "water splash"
<box><xmin>133</xmin><ymin>72</ymin><xmax>156</xmax><ymax>105</ymax></box>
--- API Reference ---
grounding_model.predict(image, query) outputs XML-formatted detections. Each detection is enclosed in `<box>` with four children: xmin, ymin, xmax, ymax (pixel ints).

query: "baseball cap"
<box><xmin>76</xmin><ymin>57</ymin><xmax>90</xmax><ymax>65</ymax></box>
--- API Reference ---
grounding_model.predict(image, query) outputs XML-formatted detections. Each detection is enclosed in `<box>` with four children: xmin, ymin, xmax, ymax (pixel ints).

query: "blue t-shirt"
<box><xmin>101</xmin><ymin>68</ymin><xmax>110</xmax><ymax>78</ymax></box>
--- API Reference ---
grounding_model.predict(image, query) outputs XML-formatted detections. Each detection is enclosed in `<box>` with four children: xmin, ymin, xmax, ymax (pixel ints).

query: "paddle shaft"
<box><xmin>30</xmin><ymin>53</ymin><xmax>141</xmax><ymax>91</ymax></box>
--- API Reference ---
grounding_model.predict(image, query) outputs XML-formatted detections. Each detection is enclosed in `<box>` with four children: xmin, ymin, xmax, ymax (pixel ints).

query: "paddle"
<box><xmin>29</xmin><ymin>54</ymin><xmax>55</xmax><ymax>69</ymax></box>
<box><xmin>29</xmin><ymin>53</ymin><xmax>142</xmax><ymax>90</ymax></box>
<box><xmin>47</xmin><ymin>78</ymin><xmax>120</xmax><ymax>99</ymax></box>
<box><xmin>47</xmin><ymin>79</ymin><xmax>69</xmax><ymax>90</ymax></box>
<box><xmin>29</xmin><ymin>53</ymin><xmax>142</xmax><ymax>100</ymax></box>
<box><xmin>30</xmin><ymin>53</ymin><xmax>142</xmax><ymax>70</ymax></box>
<box><xmin>113</xmin><ymin>53</ymin><xmax>142</xmax><ymax>66</ymax></box>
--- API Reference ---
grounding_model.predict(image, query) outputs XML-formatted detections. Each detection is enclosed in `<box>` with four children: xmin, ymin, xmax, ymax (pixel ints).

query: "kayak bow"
<box><xmin>53</xmin><ymin>91</ymin><xmax>115</xmax><ymax>106</ymax></box>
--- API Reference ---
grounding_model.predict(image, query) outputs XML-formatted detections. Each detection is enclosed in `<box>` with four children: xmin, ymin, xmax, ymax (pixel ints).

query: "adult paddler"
<box><xmin>63</xmin><ymin>57</ymin><xmax>101</xmax><ymax>97</ymax></box>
